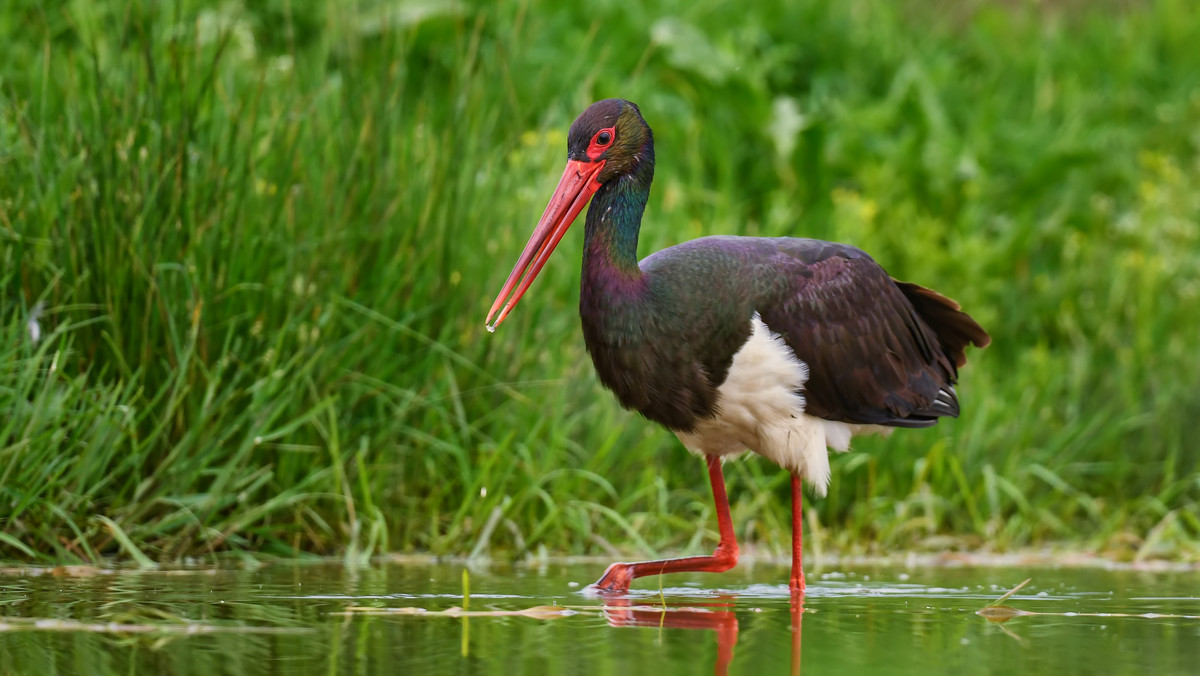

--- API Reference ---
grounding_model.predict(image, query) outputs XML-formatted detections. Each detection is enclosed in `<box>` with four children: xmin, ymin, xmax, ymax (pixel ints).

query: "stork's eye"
<box><xmin>586</xmin><ymin>127</ymin><xmax>617</xmax><ymax>160</ymax></box>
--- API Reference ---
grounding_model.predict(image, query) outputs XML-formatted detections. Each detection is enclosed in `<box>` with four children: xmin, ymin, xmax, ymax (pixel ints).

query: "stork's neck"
<box><xmin>582</xmin><ymin>170</ymin><xmax>652</xmax><ymax>277</ymax></box>
<box><xmin>579</xmin><ymin>168</ymin><xmax>652</xmax><ymax>346</ymax></box>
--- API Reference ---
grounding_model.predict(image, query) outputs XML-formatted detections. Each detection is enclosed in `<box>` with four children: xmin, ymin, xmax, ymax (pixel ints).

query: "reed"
<box><xmin>2</xmin><ymin>0</ymin><xmax>1198</xmax><ymax>563</ymax></box>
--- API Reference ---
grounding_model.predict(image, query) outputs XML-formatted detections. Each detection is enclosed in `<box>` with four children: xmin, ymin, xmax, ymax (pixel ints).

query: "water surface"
<box><xmin>1</xmin><ymin>559</ymin><xmax>1197</xmax><ymax>674</ymax></box>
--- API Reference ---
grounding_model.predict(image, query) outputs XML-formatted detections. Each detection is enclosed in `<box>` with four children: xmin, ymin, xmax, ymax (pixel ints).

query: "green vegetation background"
<box><xmin>2</xmin><ymin>0</ymin><xmax>1198</xmax><ymax>564</ymax></box>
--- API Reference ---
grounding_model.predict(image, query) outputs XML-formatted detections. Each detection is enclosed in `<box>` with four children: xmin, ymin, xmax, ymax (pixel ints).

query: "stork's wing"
<box><xmin>757</xmin><ymin>242</ymin><xmax>989</xmax><ymax>428</ymax></box>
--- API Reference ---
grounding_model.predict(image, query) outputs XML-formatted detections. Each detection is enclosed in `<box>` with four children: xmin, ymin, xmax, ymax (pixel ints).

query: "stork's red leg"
<box><xmin>790</xmin><ymin>473</ymin><xmax>806</xmax><ymax>597</ymax></box>
<box><xmin>592</xmin><ymin>455</ymin><xmax>738</xmax><ymax>592</ymax></box>
<box><xmin>789</xmin><ymin>476</ymin><xmax>806</xmax><ymax>673</ymax></box>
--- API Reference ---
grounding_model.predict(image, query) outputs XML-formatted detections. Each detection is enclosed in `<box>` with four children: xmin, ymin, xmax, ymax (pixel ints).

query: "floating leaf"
<box><xmin>976</xmin><ymin>605</ymin><xmax>1029</xmax><ymax>623</ymax></box>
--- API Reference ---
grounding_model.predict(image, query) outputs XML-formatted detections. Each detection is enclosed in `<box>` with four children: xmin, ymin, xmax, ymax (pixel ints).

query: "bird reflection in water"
<box><xmin>598</xmin><ymin>594</ymin><xmax>805</xmax><ymax>676</ymax></box>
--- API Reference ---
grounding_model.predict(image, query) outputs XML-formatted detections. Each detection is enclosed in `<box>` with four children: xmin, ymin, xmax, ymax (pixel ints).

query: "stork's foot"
<box><xmin>582</xmin><ymin>457</ymin><xmax>739</xmax><ymax>597</ymax></box>
<box><xmin>790</xmin><ymin>570</ymin><xmax>806</xmax><ymax>598</ymax></box>
<box><xmin>583</xmin><ymin>547</ymin><xmax>739</xmax><ymax>596</ymax></box>
<box><xmin>587</xmin><ymin>562</ymin><xmax>635</xmax><ymax>594</ymax></box>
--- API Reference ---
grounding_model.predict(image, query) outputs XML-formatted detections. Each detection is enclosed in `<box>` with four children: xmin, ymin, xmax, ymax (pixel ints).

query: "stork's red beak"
<box><xmin>486</xmin><ymin>159</ymin><xmax>606</xmax><ymax>331</ymax></box>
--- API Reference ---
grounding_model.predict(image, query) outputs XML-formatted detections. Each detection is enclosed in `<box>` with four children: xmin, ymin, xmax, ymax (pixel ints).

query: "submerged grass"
<box><xmin>2</xmin><ymin>0</ymin><xmax>1199</xmax><ymax>564</ymax></box>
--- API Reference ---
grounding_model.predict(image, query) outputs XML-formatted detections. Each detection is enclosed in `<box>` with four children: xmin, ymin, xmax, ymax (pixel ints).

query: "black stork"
<box><xmin>486</xmin><ymin>99</ymin><xmax>989</xmax><ymax>596</ymax></box>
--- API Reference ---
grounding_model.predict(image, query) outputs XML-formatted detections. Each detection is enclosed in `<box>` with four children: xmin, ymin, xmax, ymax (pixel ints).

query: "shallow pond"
<box><xmin>1</xmin><ymin>559</ymin><xmax>1197</xmax><ymax>674</ymax></box>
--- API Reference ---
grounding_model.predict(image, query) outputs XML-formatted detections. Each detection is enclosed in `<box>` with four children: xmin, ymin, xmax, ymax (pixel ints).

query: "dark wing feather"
<box><xmin>894</xmin><ymin>281</ymin><xmax>992</xmax><ymax>367</ymax></box>
<box><xmin>757</xmin><ymin>242</ymin><xmax>989</xmax><ymax>428</ymax></box>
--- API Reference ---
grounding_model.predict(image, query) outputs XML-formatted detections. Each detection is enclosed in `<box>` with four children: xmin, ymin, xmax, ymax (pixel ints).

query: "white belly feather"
<box><xmin>674</xmin><ymin>315</ymin><xmax>889</xmax><ymax>496</ymax></box>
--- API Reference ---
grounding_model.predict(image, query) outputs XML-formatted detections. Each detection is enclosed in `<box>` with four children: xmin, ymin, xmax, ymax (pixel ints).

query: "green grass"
<box><xmin>2</xmin><ymin>0</ymin><xmax>1199</xmax><ymax>564</ymax></box>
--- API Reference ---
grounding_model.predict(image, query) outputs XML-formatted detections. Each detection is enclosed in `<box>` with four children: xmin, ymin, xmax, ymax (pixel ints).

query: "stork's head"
<box><xmin>486</xmin><ymin>99</ymin><xmax>653</xmax><ymax>331</ymax></box>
